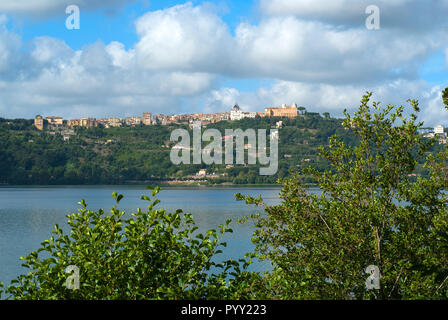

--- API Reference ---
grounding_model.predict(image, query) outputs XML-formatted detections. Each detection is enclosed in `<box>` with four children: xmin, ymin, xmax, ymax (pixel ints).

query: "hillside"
<box><xmin>0</xmin><ymin>115</ymin><xmax>441</xmax><ymax>185</ymax></box>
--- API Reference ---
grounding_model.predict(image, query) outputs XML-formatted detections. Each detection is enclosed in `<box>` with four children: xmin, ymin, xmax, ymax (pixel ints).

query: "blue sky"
<box><xmin>419</xmin><ymin>51</ymin><xmax>448</xmax><ymax>86</ymax></box>
<box><xmin>0</xmin><ymin>0</ymin><xmax>447</xmax><ymax>126</ymax></box>
<box><xmin>13</xmin><ymin>1</ymin><xmax>257</xmax><ymax>50</ymax></box>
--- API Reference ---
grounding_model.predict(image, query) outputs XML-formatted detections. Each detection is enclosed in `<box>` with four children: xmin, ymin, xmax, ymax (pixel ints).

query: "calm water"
<box><xmin>0</xmin><ymin>185</ymin><xmax>289</xmax><ymax>289</ymax></box>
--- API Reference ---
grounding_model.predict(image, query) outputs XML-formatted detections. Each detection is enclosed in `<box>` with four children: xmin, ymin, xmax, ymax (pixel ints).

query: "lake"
<box><xmin>0</xmin><ymin>185</ymin><xmax>290</xmax><ymax>289</ymax></box>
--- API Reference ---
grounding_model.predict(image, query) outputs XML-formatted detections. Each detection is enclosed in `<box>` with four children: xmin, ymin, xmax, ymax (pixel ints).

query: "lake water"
<box><xmin>0</xmin><ymin>185</ymin><xmax>289</xmax><ymax>289</ymax></box>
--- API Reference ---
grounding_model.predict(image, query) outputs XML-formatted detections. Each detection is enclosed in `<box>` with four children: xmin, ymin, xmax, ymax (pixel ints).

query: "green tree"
<box><xmin>443</xmin><ymin>87</ymin><xmax>448</xmax><ymax>110</ymax></box>
<box><xmin>297</xmin><ymin>106</ymin><xmax>307</xmax><ymax>115</ymax></box>
<box><xmin>238</xmin><ymin>92</ymin><xmax>448</xmax><ymax>299</ymax></box>
<box><xmin>1</xmin><ymin>187</ymin><xmax>260</xmax><ymax>300</ymax></box>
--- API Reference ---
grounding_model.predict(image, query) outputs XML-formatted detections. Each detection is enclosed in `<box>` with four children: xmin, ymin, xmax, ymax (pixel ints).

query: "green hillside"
<box><xmin>0</xmin><ymin>114</ymin><xmax>442</xmax><ymax>185</ymax></box>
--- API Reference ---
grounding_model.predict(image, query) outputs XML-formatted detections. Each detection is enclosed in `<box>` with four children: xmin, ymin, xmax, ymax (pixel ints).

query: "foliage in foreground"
<box><xmin>0</xmin><ymin>187</ymin><xmax>262</xmax><ymax>300</ymax></box>
<box><xmin>238</xmin><ymin>92</ymin><xmax>448</xmax><ymax>299</ymax></box>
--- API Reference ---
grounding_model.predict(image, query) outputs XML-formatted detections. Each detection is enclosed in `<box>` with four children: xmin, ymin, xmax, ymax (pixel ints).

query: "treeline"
<box><xmin>0</xmin><ymin>114</ymin><xmax>441</xmax><ymax>185</ymax></box>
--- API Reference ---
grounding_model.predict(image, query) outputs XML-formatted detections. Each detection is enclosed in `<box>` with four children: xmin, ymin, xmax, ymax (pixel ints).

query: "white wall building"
<box><xmin>434</xmin><ymin>125</ymin><xmax>445</xmax><ymax>135</ymax></box>
<box><xmin>230</xmin><ymin>104</ymin><xmax>243</xmax><ymax>121</ymax></box>
<box><xmin>230</xmin><ymin>104</ymin><xmax>256</xmax><ymax>120</ymax></box>
<box><xmin>189</xmin><ymin>120</ymin><xmax>202</xmax><ymax>130</ymax></box>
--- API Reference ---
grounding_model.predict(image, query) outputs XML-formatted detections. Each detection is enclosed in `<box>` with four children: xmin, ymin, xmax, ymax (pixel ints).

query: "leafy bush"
<box><xmin>237</xmin><ymin>92</ymin><xmax>448</xmax><ymax>299</ymax></box>
<box><xmin>1</xmin><ymin>187</ymin><xmax>261</xmax><ymax>300</ymax></box>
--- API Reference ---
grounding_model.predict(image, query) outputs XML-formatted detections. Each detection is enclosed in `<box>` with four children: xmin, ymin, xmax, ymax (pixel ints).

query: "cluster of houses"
<box><xmin>33</xmin><ymin>106</ymin><xmax>447</xmax><ymax>146</ymax></box>
<box><xmin>33</xmin><ymin>103</ymin><xmax>301</xmax><ymax>131</ymax></box>
<box><xmin>420</xmin><ymin>125</ymin><xmax>448</xmax><ymax>144</ymax></box>
<box><xmin>34</xmin><ymin>113</ymin><xmax>153</xmax><ymax>130</ymax></box>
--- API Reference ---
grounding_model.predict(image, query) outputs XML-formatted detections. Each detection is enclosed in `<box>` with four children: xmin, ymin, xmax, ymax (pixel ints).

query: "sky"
<box><xmin>0</xmin><ymin>0</ymin><xmax>447</xmax><ymax>126</ymax></box>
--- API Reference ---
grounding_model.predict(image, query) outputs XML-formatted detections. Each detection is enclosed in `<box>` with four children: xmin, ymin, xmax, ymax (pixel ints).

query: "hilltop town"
<box><xmin>32</xmin><ymin>102</ymin><xmax>447</xmax><ymax>146</ymax></box>
<box><xmin>1</xmin><ymin>103</ymin><xmax>446</xmax><ymax>186</ymax></box>
<box><xmin>33</xmin><ymin>103</ymin><xmax>302</xmax><ymax>130</ymax></box>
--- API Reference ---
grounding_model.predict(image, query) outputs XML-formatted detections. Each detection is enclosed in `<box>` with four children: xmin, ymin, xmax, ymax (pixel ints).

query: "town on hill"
<box><xmin>0</xmin><ymin>103</ymin><xmax>446</xmax><ymax>186</ymax></box>
<box><xmin>32</xmin><ymin>103</ymin><xmax>304</xmax><ymax>130</ymax></box>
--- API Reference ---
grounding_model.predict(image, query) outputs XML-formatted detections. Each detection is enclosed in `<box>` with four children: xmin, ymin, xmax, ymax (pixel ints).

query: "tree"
<box><xmin>443</xmin><ymin>87</ymin><xmax>448</xmax><ymax>110</ymax></box>
<box><xmin>323</xmin><ymin>112</ymin><xmax>330</xmax><ymax>119</ymax></box>
<box><xmin>297</xmin><ymin>106</ymin><xmax>307</xmax><ymax>115</ymax></box>
<box><xmin>238</xmin><ymin>92</ymin><xmax>448</xmax><ymax>299</ymax></box>
<box><xmin>1</xmin><ymin>187</ymin><xmax>260</xmax><ymax>300</ymax></box>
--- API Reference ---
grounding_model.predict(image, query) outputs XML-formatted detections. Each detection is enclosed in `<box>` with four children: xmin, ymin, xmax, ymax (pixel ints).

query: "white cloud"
<box><xmin>423</xmin><ymin>86</ymin><xmax>448</xmax><ymax>126</ymax></box>
<box><xmin>0</xmin><ymin>21</ymin><xmax>31</xmax><ymax>79</ymax></box>
<box><xmin>130</xmin><ymin>2</ymin><xmax>440</xmax><ymax>84</ymax></box>
<box><xmin>31</xmin><ymin>36</ymin><xmax>74</xmax><ymax>64</ymax></box>
<box><xmin>0</xmin><ymin>2</ymin><xmax>447</xmax><ymax>127</ymax></box>
<box><xmin>259</xmin><ymin>0</ymin><xmax>367</xmax><ymax>21</ymax></box>
<box><xmin>204</xmin><ymin>88</ymin><xmax>240</xmax><ymax>113</ymax></box>
<box><xmin>135</xmin><ymin>2</ymin><xmax>235</xmax><ymax>73</ymax></box>
<box><xmin>106</xmin><ymin>41</ymin><xmax>135</xmax><ymax>69</ymax></box>
<box><xmin>0</xmin><ymin>24</ymin><xmax>216</xmax><ymax>119</ymax></box>
<box><xmin>259</xmin><ymin>0</ymin><xmax>448</xmax><ymax>30</ymax></box>
<box><xmin>205</xmin><ymin>80</ymin><xmax>448</xmax><ymax>126</ymax></box>
<box><xmin>0</xmin><ymin>30</ymin><xmax>16</xmax><ymax>72</ymax></box>
<box><xmin>235</xmin><ymin>17</ymin><xmax>438</xmax><ymax>84</ymax></box>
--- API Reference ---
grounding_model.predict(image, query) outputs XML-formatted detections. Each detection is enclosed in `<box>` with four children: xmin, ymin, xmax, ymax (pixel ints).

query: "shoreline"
<box><xmin>0</xmin><ymin>183</ymin><xmax>285</xmax><ymax>189</ymax></box>
<box><xmin>0</xmin><ymin>181</ymin><xmax>324</xmax><ymax>189</ymax></box>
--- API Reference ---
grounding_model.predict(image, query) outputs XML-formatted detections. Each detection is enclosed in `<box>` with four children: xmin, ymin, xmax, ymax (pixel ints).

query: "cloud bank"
<box><xmin>0</xmin><ymin>1</ymin><xmax>446</xmax><ymax>126</ymax></box>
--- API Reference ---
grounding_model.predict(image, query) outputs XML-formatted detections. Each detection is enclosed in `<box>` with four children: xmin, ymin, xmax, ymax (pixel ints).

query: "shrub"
<box><xmin>238</xmin><ymin>92</ymin><xmax>448</xmax><ymax>299</ymax></box>
<box><xmin>2</xmin><ymin>186</ymin><xmax>259</xmax><ymax>300</ymax></box>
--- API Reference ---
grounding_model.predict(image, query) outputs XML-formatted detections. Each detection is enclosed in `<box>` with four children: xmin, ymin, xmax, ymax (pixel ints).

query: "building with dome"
<box><xmin>230</xmin><ymin>104</ymin><xmax>256</xmax><ymax>121</ymax></box>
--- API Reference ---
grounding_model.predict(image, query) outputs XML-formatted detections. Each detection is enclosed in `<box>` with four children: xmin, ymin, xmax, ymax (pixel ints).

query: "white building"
<box><xmin>434</xmin><ymin>125</ymin><xmax>445</xmax><ymax>135</ymax></box>
<box><xmin>230</xmin><ymin>104</ymin><xmax>243</xmax><ymax>121</ymax></box>
<box><xmin>108</xmin><ymin>118</ymin><xmax>122</xmax><ymax>127</ymax></box>
<box><xmin>189</xmin><ymin>120</ymin><xmax>202</xmax><ymax>130</ymax></box>
<box><xmin>230</xmin><ymin>104</ymin><xmax>256</xmax><ymax>120</ymax></box>
<box><xmin>132</xmin><ymin>116</ymin><xmax>142</xmax><ymax>125</ymax></box>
